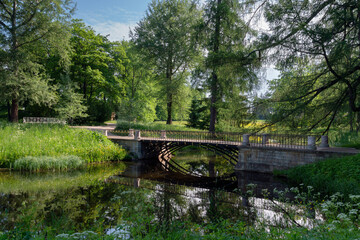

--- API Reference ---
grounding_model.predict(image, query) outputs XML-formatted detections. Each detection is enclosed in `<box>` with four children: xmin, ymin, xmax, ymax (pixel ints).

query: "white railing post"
<box><xmin>135</xmin><ymin>130</ymin><xmax>141</xmax><ymax>140</ymax></box>
<box><xmin>262</xmin><ymin>134</ymin><xmax>269</xmax><ymax>145</ymax></box>
<box><xmin>128</xmin><ymin>129</ymin><xmax>134</xmax><ymax>138</ymax></box>
<box><xmin>161</xmin><ymin>130</ymin><xmax>167</xmax><ymax>139</ymax></box>
<box><xmin>319</xmin><ymin>135</ymin><xmax>329</xmax><ymax>148</ymax></box>
<box><xmin>242</xmin><ymin>134</ymin><xmax>250</xmax><ymax>146</ymax></box>
<box><xmin>307</xmin><ymin>136</ymin><xmax>316</xmax><ymax>150</ymax></box>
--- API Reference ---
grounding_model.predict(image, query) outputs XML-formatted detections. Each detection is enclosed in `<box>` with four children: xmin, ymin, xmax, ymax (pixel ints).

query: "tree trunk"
<box><xmin>10</xmin><ymin>98</ymin><xmax>19</xmax><ymax>123</ymax></box>
<box><xmin>83</xmin><ymin>80</ymin><xmax>87</xmax><ymax>99</ymax></box>
<box><xmin>350</xmin><ymin>108</ymin><xmax>354</xmax><ymax>132</ymax></box>
<box><xmin>209</xmin><ymin>72</ymin><xmax>218</xmax><ymax>132</ymax></box>
<box><xmin>166</xmin><ymin>64</ymin><xmax>173</xmax><ymax>125</ymax></box>
<box><xmin>166</xmin><ymin>93</ymin><xmax>173</xmax><ymax>125</ymax></box>
<box><xmin>7</xmin><ymin>101</ymin><xmax>11</xmax><ymax>122</ymax></box>
<box><xmin>209</xmin><ymin>0</ymin><xmax>222</xmax><ymax>132</ymax></box>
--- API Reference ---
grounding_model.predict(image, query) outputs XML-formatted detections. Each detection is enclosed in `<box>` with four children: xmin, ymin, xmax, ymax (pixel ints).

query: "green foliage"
<box><xmin>277</xmin><ymin>154</ymin><xmax>360</xmax><ymax>197</ymax></box>
<box><xmin>330</xmin><ymin>130</ymin><xmax>360</xmax><ymax>149</ymax></box>
<box><xmin>116</xmin><ymin>120</ymin><xmax>202</xmax><ymax>131</ymax></box>
<box><xmin>0</xmin><ymin>123</ymin><xmax>126</xmax><ymax>167</ymax></box>
<box><xmin>117</xmin><ymin>41</ymin><xmax>158</xmax><ymax>123</ymax></box>
<box><xmin>131</xmin><ymin>0</ymin><xmax>201</xmax><ymax>124</ymax></box>
<box><xmin>13</xmin><ymin>155</ymin><xmax>85</xmax><ymax>172</ymax></box>
<box><xmin>55</xmin><ymin>81</ymin><xmax>88</xmax><ymax>122</ymax></box>
<box><xmin>69</xmin><ymin>19</ymin><xmax>126</xmax><ymax>123</ymax></box>
<box><xmin>187</xmin><ymin>98</ymin><xmax>209</xmax><ymax>130</ymax></box>
<box><xmin>0</xmin><ymin>0</ymin><xmax>74</xmax><ymax>122</ymax></box>
<box><xmin>263</xmin><ymin>0</ymin><xmax>360</xmax><ymax>132</ymax></box>
<box><xmin>198</xmin><ymin>0</ymin><xmax>260</xmax><ymax>131</ymax></box>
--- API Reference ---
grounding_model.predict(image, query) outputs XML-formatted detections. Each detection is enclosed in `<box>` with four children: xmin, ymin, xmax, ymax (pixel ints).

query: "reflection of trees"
<box><xmin>150</xmin><ymin>184</ymin><xmax>187</xmax><ymax>228</ymax></box>
<box><xmin>0</xmin><ymin>164</ymin><xmax>144</xmax><ymax>236</ymax></box>
<box><xmin>171</xmin><ymin>146</ymin><xmax>233</xmax><ymax>177</ymax></box>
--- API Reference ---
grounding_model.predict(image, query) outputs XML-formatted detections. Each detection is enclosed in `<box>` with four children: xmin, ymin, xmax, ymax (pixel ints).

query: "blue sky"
<box><xmin>74</xmin><ymin>0</ymin><xmax>152</xmax><ymax>41</ymax></box>
<box><xmin>73</xmin><ymin>0</ymin><xmax>279</xmax><ymax>83</ymax></box>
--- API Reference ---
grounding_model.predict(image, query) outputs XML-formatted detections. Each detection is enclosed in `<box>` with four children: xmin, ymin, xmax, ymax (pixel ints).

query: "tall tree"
<box><xmin>131</xmin><ymin>0</ymin><xmax>201</xmax><ymax>124</ymax></box>
<box><xmin>117</xmin><ymin>41</ymin><xmax>158</xmax><ymax>123</ymax></box>
<box><xmin>70</xmin><ymin>20</ymin><xmax>126</xmax><ymax>122</ymax></box>
<box><xmin>0</xmin><ymin>0</ymin><xmax>74</xmax><ymax>122</ymax></box>
<box><xmin>201</xmin><ymin>0</ymin><xmax>260</xmax><ymax>131</ymax></box>
<box><xmin>263</xmin><ymin>0</ymin><xmax>360</xmax><ymax>133</ymax></box>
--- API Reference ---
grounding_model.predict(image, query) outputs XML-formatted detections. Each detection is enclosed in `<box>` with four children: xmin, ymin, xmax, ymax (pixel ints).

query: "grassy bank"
<box><xmin>276</xmin><ymin>154</ymin><xmax>360</xmax><ymax>197</ymax></box>
<box><xmin>0</xmin><ymin>122</ymin><xmax>126</xmax><ymax>168</ymax></box>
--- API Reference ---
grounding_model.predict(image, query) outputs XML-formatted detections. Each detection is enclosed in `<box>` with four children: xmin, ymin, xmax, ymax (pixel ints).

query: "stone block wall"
<box><xmin>235</xmin><ymin>147</ymin><xmax>354</xmax><ymax>173</ymax></box>
<box><xmin>112</xmin><ymin>139</ymin><xmax>143</xmax><ymax>159</ymax></box>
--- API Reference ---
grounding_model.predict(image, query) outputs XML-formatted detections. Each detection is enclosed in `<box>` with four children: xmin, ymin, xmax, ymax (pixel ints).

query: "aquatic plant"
<box><xmin>13</xmin><ymin>155</ymin><xmax>85</xmax><ymax>172</ymax></box>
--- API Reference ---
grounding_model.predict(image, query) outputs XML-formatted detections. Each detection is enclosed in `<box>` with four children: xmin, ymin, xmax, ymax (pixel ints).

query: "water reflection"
<box><xmin>0</xmin><ymin>148</ymin><xmax>318</xmax><ymax>237</ymax></box>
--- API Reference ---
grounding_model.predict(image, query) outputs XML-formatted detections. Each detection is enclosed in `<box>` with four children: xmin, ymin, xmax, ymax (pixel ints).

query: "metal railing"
<box><xmin>246</xmin><ymin>134</ymin><xmax>321</xmax><ymax>150</ymax></box>
<box><xmin>23</xmin><ymin>117</ymin><xmax>66</xmax><ymax>124</ymax></box>
<box><xmin>110</xmin><ymin>129</ymin><xmax>131</xmax><ymax>137</ymax></box>
<box><xmin>109</xmin><ymin>129</ymin><xmax>328</xmax><ymax>150</ymax></box>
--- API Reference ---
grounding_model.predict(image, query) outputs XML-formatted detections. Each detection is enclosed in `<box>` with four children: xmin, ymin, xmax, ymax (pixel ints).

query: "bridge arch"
<box><xmin>141</xmin><ymin>140</ymin><xmax>239</xmax><ymax>167</ymax></box>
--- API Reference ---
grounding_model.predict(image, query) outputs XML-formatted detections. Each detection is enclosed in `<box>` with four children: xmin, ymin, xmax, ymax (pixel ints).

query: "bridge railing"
<box><xmin>139</xmin><ymin>130</ymin><xmax>244</xmax><ymax>144</ymax></box>
<box><xmin>110</xmin><ymin>129</ymin><xmax>328</xmax><ymax>150</ymax></box>
<box><xmin>247</xmin><ymin>134</ymin><xmax>322</xmax><ymax>149</ymax></box>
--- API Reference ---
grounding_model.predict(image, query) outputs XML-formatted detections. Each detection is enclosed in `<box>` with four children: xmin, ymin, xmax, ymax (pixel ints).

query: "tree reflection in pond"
<box><xmin>0</xmin><ymin>150</ymin><xmax>311</xmax><ymax>239</ymax></box>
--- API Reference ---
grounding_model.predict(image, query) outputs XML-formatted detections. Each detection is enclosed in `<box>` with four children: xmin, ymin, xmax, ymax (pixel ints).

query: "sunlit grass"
<box><xmin>116</xmin><ymin>120</ymin><xmax>203</xmax><ymax>131</ymax></box>
<box><xmin>13</xmin><ymin>155</ymin><xmax>85</xmax><ymax>172</ymax></box>
<box><xmin>0</xmin><ymin>122</ymin><xmax>126</xmax><ymax>168</ymax></box>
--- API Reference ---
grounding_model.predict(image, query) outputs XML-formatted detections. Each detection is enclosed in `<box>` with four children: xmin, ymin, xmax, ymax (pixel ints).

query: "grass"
<box><xmin>116</xmin><ymin>120</ymin><xmax>204</xmax><ymax>131</ymax></box>
<box><xmin>13</xmin><ymin>155</ymin><xmax>85</xmax><ymax>172</ymax></box>
<box><xmin>329</xmin><ymin>130</ymin><xmax>360</xmax><ymax>149</ymax></box>
<box><xmin>276</xmin><ymin>154</ymin><xmax>360</xmax><ymax>197</ymax></box>
<box><xmin>0</xmin><ymin>122</ymin><xmax>126</xmax><ymax>168</ymax></box>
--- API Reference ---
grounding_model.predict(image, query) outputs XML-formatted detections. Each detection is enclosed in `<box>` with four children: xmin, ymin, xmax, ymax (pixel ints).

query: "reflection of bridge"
<box><xmin>106</xmin><ymin>129</ymin><xmax>358</xmax><ymax>173</ymax></box>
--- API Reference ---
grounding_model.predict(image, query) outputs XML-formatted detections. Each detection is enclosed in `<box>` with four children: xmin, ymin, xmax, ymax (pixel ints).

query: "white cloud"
<box><xmin>92</xmin><ymin>21</ymin><xmax>137</xmax><ymax>42</ymax></box>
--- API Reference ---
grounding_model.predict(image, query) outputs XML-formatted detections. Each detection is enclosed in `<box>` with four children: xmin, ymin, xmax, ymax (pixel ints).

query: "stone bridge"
<box><xmin>104</xmin><ymin>129</ymin><xmax>359</xmax><ymax>173</ymax></box>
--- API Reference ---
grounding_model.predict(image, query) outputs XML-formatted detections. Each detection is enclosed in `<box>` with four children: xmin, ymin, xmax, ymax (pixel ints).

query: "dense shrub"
<box><xmin>277</xmin><ymin>154</ymin><xmax>360</xmax><ymax>196</ymax></box>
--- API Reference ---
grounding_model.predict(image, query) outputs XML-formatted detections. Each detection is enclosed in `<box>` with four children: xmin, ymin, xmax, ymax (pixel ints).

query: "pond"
<box><xmin>0</xmin><ymin>147</ymin><xmax>318</xmax><ymax>238</ymax></box>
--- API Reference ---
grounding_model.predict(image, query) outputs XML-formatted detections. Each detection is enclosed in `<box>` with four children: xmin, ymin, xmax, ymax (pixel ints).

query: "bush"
<box><xmin>277</xmin><ymin>154</ymin><xmax>360</xmax><ymax>197</ymax></box>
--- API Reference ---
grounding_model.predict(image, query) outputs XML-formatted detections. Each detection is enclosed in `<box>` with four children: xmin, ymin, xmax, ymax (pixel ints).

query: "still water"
<box><xmin>0</xmin><ymin>147</ymin><xmax>314</xmax><ymax>237</ymax></box>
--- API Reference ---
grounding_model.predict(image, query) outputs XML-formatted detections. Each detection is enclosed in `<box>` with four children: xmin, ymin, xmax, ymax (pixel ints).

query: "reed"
<box><xmin>0</xmin><ymin>122</ymin><xmax>126</xmax><ymax>168</ymax></box>
<box><xmin>13</xmin><ymin>155</ymin><xmax>85</xmax><ymax>172</ymax></box>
